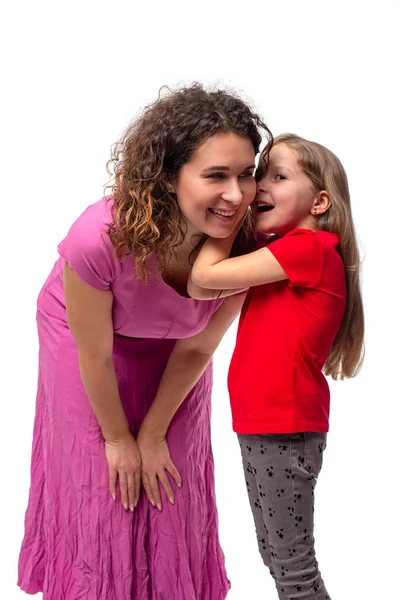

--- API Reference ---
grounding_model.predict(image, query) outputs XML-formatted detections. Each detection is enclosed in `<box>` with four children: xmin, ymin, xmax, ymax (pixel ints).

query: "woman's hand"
<box><xmin>137</xmin><ymin>429</ymin><xmax>182</xmax><ymax>511</ymax></box>
<box><xmin>105</xmin><ymin>431</ymin><xmax>142</xmax><ymax>512</ymax></box>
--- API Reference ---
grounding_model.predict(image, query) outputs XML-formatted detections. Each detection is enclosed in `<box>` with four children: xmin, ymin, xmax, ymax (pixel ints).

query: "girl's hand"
<box><xmin>105</xmin><ymin>432</ymin><xmax>142</xmax><ymax>511</ymax></box>
<box><xmin>136</xmin><ymin>429</ymin><xmax>182</xmax><ymax>511</ymax></box>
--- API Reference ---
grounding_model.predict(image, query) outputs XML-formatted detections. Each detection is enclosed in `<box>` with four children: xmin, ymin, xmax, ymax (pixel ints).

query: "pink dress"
<box><xmin>18</xmin><ymin>197</ymin><xmax>230</xmax><ymax>600</ymax></box>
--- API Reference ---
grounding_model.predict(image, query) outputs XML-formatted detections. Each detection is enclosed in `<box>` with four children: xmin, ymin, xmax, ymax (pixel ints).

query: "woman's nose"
<box><xmin>221</xmin><ymin>179</ymin><xmax>243</xmax><ymax>205</ymax></box>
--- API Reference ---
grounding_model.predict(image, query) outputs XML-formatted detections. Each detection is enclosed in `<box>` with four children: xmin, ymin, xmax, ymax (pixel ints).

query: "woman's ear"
<box><xmin>311</xmin><ymin>190</ymin><xmax>331</xmax><ymax>216</ymax></box>
<box><xmin>166</xmin><ymin>181</ymin><xmax>176</xmax><ymax>194</ymax></box>
<box><xmin>160</xmin><ymin>171</ymin><xmax>176</xmax><ymax>194</ymax></box>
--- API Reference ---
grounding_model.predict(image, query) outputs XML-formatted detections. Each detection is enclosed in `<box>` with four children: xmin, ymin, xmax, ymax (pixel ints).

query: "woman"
<box><xmin>18</xmin><ymin>83</ymin><xmax>272</xmax><ymax>599</ymax></box>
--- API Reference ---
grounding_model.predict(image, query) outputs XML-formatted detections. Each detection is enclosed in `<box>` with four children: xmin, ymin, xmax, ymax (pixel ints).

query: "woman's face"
<box><xmin>172</xmin><ymin>133</ymin><xmax>256</xmax><ymax>238</ymax></box>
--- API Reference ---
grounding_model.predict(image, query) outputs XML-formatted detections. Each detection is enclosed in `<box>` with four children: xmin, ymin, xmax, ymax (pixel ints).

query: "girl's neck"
<box><xmin>264</xmin><ymin>223</ymin><xmax>319</xmax><ymax>239</ymax></box>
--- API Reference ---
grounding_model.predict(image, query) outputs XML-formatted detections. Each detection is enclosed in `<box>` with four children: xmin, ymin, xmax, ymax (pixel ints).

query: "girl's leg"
<box><xmin>239</xmin><ymin>433</ymin><xmax>331</xmax><ymax>600</ymax></box>
<box><xmin>239</xmin><ymin>438</ymin><xmax>286</xmax><ymax>600</ymax></box>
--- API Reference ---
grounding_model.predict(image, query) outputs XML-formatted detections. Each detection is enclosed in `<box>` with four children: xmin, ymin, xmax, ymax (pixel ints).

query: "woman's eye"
<box><xmin>208</xmin><ymin>173</ymin><xmax>226</xmax><ymax>180</ymax></box>
<box><xmin>240</xmin><ymin>171</ymin><xmax>255</xmax><ymax>179</ymax></box>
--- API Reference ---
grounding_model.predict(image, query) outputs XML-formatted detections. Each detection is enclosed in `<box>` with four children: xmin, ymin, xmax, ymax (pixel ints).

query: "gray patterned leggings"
<box><xmin>238</xmin><ymin>432</ymin><xmax>331</xmax><ymax>600</ymax></box>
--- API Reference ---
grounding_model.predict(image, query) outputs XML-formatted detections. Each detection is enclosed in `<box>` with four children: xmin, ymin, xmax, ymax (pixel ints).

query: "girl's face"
<box><xmin>254</xmin><ymin>143</ymin><xmax>319</xmax><ymax>235</ymax></box>
<box><xmin>172</xmin><ymin>133</ymin><xmax>256</xmax><ymax>239</ymax></box>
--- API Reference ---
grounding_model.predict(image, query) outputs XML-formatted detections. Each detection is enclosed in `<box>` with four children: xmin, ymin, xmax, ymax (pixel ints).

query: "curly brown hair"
<box><xmin>105</xmin><ymin>83</ymin><xmax>272</xmax><ymax>281</ymax></box>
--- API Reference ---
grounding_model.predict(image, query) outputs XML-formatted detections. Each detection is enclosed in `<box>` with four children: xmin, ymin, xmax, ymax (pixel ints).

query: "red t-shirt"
<box><xmin>228</xmin><ymin>228</ymin><xmax>346</xmax><ymax>434</ymax></box>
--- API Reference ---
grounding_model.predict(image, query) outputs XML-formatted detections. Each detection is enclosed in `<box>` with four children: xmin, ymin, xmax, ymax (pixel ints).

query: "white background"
<box><xmin>1</xmin><ymin>1</ymin><xmax>399</xmax><ymax>598</ymax></box>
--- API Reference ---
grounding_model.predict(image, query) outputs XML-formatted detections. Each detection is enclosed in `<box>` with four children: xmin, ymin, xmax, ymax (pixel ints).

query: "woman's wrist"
<box><xmin>102</xmin><ymin>424</ymin><xmax>132</xmax><ymax>443</ymax></box>
<box><xmin>138</xmin><ymin>418</ymin><xmax>167</xmax><ymax>440</ymax></box>
<box><xmin>78</xmin><ymin>358</ymin><xmax>132</xmax><ymax>444</ymax></box>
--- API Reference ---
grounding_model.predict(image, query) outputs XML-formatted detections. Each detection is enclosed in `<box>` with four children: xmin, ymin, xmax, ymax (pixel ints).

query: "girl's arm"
<box><xmin>137</xmin><ymin>293</ymin><xmax>245</xmax><ymax>509</ymax></box>
<box><xmin>187</xmin><ymin>275</ymin><xmax>247</xmax><ymax>300</ymax></box>
<box><xmin>191</xmin><ymin>233</ymin><xmax>288</xmax><ymax>290</ymax></box>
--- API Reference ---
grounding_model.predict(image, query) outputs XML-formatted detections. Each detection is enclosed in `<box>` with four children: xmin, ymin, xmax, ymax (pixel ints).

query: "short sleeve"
<box><xmin>57</xmin><ymin>200</ymin><xmax>122</xmax><ymax>290</ymax></box>
<box><xmin>267</xmin><ymin>229</ymin><xmax>324</xmax><ymax>288</ymax></box>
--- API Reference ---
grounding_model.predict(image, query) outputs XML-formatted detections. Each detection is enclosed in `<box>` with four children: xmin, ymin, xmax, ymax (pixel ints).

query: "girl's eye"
<box><xmin>275</xmin><ymin>173</ymin><xmax>287</xmax><ymax>181</ymax></box>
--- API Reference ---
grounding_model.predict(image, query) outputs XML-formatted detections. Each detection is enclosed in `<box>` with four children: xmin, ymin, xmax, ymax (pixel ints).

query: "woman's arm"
<box><xmin>140</xmin><ymin>292</ymin><xmax>245</xmax><ymax>436</ymax></box>
<box><xmin>137</xmin><ymin>293</ymin><xmax>245</xmax><ymax>509</ymax></box>
<box><xmin>64</xmin><ymin>262</ymin><xmax>128</xmax><ymax>439</ymax></box>
<box><xmin>64</xmin><ymin>263</ymin><xmax>141</xmax><ymax>511</ymax></box>
<box><xmin>191</xmin><ymin>234</ymin><xmax>288</xmax><ymax>290</ymax></box>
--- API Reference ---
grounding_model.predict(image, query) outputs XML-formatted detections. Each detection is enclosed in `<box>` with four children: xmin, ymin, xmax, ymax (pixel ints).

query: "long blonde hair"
<box><xmin>273</xmin><ymin>134</ymin><xmax>365</xmax><ymax>380</ymax></box>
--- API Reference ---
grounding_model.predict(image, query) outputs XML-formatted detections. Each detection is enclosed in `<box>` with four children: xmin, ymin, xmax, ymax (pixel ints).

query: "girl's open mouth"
<box><xmin>257</xmin><ymin>202</ymin><xmax>274</xmax><ymax>213</ymax></box>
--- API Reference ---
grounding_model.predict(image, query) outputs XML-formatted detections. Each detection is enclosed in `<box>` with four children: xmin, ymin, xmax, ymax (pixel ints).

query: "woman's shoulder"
<box><xmin>59</xmin><ymin>195</ymin><xmax>114</xmax><ymax>242</ymax></box>
<box><xmin>57</xmin><ymin>196</ymin><xmax>122</xmax><ymax>290</ymax></box>
<box><xmin>67</xmin><ymin>195</ymin><xmax>114</xmax><ymax>236</ymax></box>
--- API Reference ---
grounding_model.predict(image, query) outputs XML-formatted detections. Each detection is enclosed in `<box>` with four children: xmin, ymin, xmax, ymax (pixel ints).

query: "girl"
<box><xmin>188</xmin><ymin>134</ymin><xmax>364</xmax><ymax>600</ymax></box>
<box><xmin>18</xmin><ymin>83</ymin><xmax>272</xmax><ymax>600</ymax></box>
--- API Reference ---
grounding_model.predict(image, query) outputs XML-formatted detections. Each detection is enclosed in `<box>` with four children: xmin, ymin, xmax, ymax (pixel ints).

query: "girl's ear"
<box><xmin>311</xmin><ymin>190</ymin><xmax>331</xmax><ymax>215</ymax></box>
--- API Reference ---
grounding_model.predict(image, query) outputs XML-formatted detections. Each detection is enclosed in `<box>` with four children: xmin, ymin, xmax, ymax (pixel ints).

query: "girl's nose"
<box><xmin>256</xmin><ymin>175</ymin><xmax>269</xmax><ymax>194</ymax></box>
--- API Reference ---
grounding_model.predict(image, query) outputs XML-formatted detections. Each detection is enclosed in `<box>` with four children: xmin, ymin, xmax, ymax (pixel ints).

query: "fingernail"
<box><xmin>130</xmin><ymin>504</ymin><xmax>134</xmax><ymax>512</ymax></box>
<box><xmin>112</xmin><ymin>493</ymin><xmax>116</xmax><ymax>501</ymax></box>
<box><xmin>150</xmin><ymin>499</ymin><xmax>155</xmax><ymax>507</ymax></box>
<box><xmin>123</xmin><ymin>503</ymin><xmax>128</xmax><ymax>510</ymax></box>
<box><xmin>178</xmin><ymin>482</ymin><xmax>182</xmax><ymax>488</ymax></box>
<box><xmin>134</xmin><ymin>500</ymin><xmax>138</xmax><ymax>508</ymax></box>
<box><xmin>157</xmin><ymin>503</ymin><xmax>162</xmax><ymax>512</ymax></box>
<box><xmin>169</xmin><ymin>497</ymin><xmax>175</xmax><ymax>505</ymax></box>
